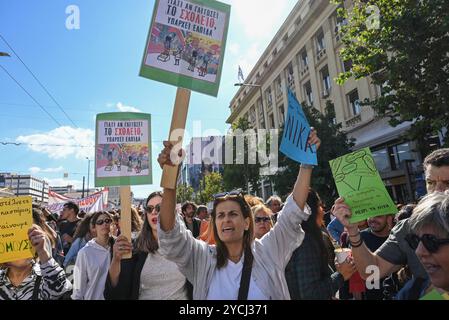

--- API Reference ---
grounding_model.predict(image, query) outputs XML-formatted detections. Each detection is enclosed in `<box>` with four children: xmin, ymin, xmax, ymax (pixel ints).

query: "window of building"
<box><xmin>347</xmin><ymin>89</ymin><xmax>360</xmax><ymax>115</ymax></box>
<box><xmin>342</xmin><ymin>59</ymin><xmax>353</xmax><ymax>73</ymax></box>
<box><xmin>300</xmin><ymin>48</ymin><xmax>308</xmax><ymax>69</ymax></box>
<box><xmin>249</xmin><ymin>106</ymin><xmax>256</xmax><ymax>125</ymax></box>
<box><xmin>389</xmin><ymin>142</ymin><xmax>418</xmax><ymax>171</ymax></box>
<box><xmin>276</xmin><ymin>77</ymin><xmax>283</xmax><ymax>97</ymax></box>
<box><xmin>286</xmin><ymin>63</ymin><xmax>295</xmax><ymax>90</ymax></box>
<box><xmin>316</xmin><ymin>30</ymin><xmax>325</xmax><ymax>52</ymax></box>
<box><xmin>321</xmin><ymin>65</ymin><xmax>331</xmax><ymax>96</ymax></box>
<box><xmin>279</xmin><ymin>104</ymin><xmax>285</xmax><ymax>125</ymax></box>
<box><xmin>269</xmin><ymin>114</ymin><xmax>275</xmax><ymax>129</ymax></box>
<box><xmin>258</xmin><ymin>99</ymin><xmax>265</xmax><ymax>127</ymax></box>
<box><xmin>265</xmin><ymin>88</ymin><xmax>273</xmax><ymax>106</ymax></box>
<box><xmin>372</xmin><ymin>148</ymin><xmax>390</xmax><ymax>172</ymax></box>
<box><xmin>304</xmin><ymin>81</ymin><xmax>313</xmax><ymax>106</ymax></box>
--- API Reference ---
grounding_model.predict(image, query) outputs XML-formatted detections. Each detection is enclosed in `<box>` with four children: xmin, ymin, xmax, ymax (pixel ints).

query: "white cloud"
<box><xmin>228</xmin><ymin>0</ymin><xmax>291</xmax><ymax>39</ymax></box>
<box><xmin>29</xmin><ymin>166</ymin><xmax>64</xmax><ymax>174</ymax></box>
<box><xmin>228</xmin><ymin>43</ymin><xmax>240</xmax><ymax>56</ymax></box>
<box><xmin>45</xmin><ymin>177</ymin><xmax>83</xmax><ymax>190</ymax></box>
<box><xmin>16</xmin><ymin>126</ymin><xmax>94</xmax><ymax>160</ymax></box>
<box><xmin>234</xmin><ymin>43</ymin><xmax>264</xmax><ymax>80</ymax></box>
<box><xmin>116</xmin><ymin>102</ymin><xmax>142</xmax><ymax>113</ymax></box>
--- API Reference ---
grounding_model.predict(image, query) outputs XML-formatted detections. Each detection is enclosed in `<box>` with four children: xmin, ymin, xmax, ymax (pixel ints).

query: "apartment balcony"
<box><xmin>316</xmin><ymin>48</ymin><xmax>326</xmax><ymax>62</ymax></box>
<box><xmin>299</xmin><ymin>65</ymin><xmax>309</xmax><ymax>78</ymax></box>
<box><xmin>345</xmin><ymin>113</ymin><xmax>362</xmax><ymax>128</ymax></box>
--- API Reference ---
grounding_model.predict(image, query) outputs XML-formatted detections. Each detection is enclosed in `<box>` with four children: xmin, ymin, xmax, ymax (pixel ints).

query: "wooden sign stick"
<box><xmin>119</xmin><ymin>185</ymin><xmax>132</xmax><ymax>259</ymax></box>
<box><xmin>161</xmin><ymin>88</ymin><xmax>191</xmax><ymax>189</ymax></box>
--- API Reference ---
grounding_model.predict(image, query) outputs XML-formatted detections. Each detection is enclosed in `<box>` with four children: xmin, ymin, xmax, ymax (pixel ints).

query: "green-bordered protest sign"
<box><xmin>329</xmin><ymin>147</ymin><xmax>397</xmax><ymax>223</ymax></box>
<box><xmin>139</xmin><ymin>0</ymin><xmax>231</xmax><ymax>97</ymax></box>
<box><xmin>95</xmin><ymin>113</ymin><xmax>152</xmax><ymax>187</ymax></box>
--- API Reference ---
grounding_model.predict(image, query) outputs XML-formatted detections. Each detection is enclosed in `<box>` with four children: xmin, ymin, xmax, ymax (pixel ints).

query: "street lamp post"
<box><xmin>0</xmin><ymin>52</ymin><xmax>11</xmax><ymax>57</ymax></box>
<box><xmin>86</xmin><ymin>157</ymin><xmax>93</xmax><ymax>196</ymax></box>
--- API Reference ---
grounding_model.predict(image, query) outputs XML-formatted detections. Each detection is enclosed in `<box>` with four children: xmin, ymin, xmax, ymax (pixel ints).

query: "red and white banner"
<box><xmin>47</xmin><ymin>188</ymin><xmax>109</xmax><ymax>214</ymax></box>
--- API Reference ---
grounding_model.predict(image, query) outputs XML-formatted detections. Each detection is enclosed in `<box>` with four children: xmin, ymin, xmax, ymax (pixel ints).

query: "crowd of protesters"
<box><xmin>1</xmin><ymin>133</ymin><xmax>449</xmax><ymax>300</ymax></box>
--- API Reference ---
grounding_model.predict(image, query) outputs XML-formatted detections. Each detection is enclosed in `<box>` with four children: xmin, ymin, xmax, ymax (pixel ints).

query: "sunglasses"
<box><xmin>213</xmin><ymin>189</ymin><xmax>243</xmax><ymax>199</ymax></box>
<box><xmin>96</xmin><ymin>218</ymin><xmax>112</xmax><ymax>226</ymax></box>
<box><xmin>255</xmin><ymin>217</ymin><xmax>271</xmax><ymax>223</ymax></box>
<box><xmin>145</xmin><ymin>204</ymin><xmax>161</xmax><ymax>214</ymax></box>
<box><xmin>405</xmin><ymin>233</ymin><xmax>449</xmax><ymax>253</ymax></box>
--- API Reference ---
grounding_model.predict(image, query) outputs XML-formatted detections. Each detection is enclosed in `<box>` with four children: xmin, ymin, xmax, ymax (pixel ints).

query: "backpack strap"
<box><xmin>237</xmin><ymin>249</ymin><xmax>253</xmax><ymax>300</ymax></box>
<box><xmin>32</xmin><ymin>275</ymin><xmax>42</xmax><ymax>300</ymax></box>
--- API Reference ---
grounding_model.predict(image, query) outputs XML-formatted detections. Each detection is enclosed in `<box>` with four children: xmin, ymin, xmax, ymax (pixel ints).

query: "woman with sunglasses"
<box><xmin>72</xmin><ymin>211</ymin><xmax>114</xmax><ymax>300</ymax></box>
<box><xmin>157</xmin><ymin>130</ymin><xmax>320</xmax><ymax>300</ymax></box>
<box><xmin>104</xmin><ymin>191</ymin><xmax>190</xmax><ymax>300</ymax></box>
<box><xmin>252</xmin><ymin>205</ymin><xmax>274</xmax><ymax>239</ymax></box>
<box><xmin>396</xmin><ymin>192</ymin><xmax>449</xmax><ymax>299</ymax></box>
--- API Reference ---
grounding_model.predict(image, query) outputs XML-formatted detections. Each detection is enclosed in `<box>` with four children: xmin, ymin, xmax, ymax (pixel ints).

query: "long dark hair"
<box><xmin>32</xmin><ymin>208</ymin><xmax>57</xmax><ymax>248</ymax></box>
<box><xmin>73</xmin><ymin>212</ymin><xmax>94</xmax><ymax>240</ymax></box>
<box><xmin>211</xmin><ymin>195</ymin><xmax>254</xmax><ymax>269</ymax></box>
<box><xmin>135</xmin><ymin>191</ymin><xmax>162</xmax><ymax>253</ymax></box>
<box><xmin>302</xmin><ymin>189</ymin><xmax>328</xmax><ymax>276</ymax></box>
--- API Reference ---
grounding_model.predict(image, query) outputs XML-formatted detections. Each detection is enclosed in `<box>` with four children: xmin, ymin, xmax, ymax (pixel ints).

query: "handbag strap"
<box><xmin>32</xmin><ymin>275</ymin><xmax>42</xmax><ymax>300</ymax></box>
<box><xmin>237</xmin><ymin>249</ymin><xmax>253</xmax><ymax>300</ymax></box>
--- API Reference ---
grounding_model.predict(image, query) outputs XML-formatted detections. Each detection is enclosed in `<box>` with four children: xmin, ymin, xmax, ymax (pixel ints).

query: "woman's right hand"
<box><xmin>157</xmin><ymin>141</ymin><xmax>185</xmax><ymax>169</ymax></box>
<box><xmin>332</xmin><ymin>197</ymin><xmax>359</xmax><ymax>234</ymax></box>
<box><xmin>112</xmin><ymin>235</ymin><xmax>132</xmax><ymax>261</ymax></box>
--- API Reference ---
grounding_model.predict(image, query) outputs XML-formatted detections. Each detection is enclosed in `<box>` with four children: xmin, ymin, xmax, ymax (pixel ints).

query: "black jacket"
<box><xmin>104</xmin><ymin>251</ymin><xmax>193</xmax><ymax>300</ymax></box>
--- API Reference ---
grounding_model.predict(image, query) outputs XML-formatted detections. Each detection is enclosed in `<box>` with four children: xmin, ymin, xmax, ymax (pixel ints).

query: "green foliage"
<box><xmin>271</xmin><ymin>100</ymin><xmax>354</xmax><ymax>208</ymax></box>
<box><xmin>223</xmin><ymin>117</ymin><xmax>262</xmax><ymax>194</ymax></box>
<box><xmin>196</xmin><ymin>172</ymin><xmax>224</xmax><ymax>204</ymax></box>
<box><xmin>176</xmin><ymin>183</ymin><xmax>194</xmax><ymax>204</ymax></box>
<box><xmin>335</xmin><ymin>0</ymin><xmax>449</xmax><ymax>147</ymax></box>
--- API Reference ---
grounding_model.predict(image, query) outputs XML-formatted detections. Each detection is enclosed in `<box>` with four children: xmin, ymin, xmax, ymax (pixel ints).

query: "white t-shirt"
<box><xmin>206</xmin><ymin>256</ymin><xmax>269</xmax><ymax>300</ymax></box>
<box><xmin>139</xmin><ymin>251</ymin><xmax>188</xmax><ymax>300</ymax></box>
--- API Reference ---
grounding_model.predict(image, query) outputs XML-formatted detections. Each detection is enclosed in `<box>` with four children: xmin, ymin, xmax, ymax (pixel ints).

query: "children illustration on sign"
<box><xmin>97</xmin><ymin>144</ymin><xmax>148</xmax><ymax>177</ymax></box>
<box><xmin>144</xmin><ymin>23</ymin><xmax>221</xmax><ymax>83</ymax></box>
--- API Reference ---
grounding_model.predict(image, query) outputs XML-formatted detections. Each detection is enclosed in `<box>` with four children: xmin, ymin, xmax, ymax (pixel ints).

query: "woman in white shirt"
<box><xmin>72</xmin><ymin>211</ymin><xmax>113</xmax><ymax>300</ymax></box>
<box><xmin>105</xmin><ymin>191</ymin><xmax>189</xmax><ymax>300</ymax></box>
<box><xmin>157</xmin><ymin>129</ymin><xmax>320</xmax><ymax>300</ymax></box>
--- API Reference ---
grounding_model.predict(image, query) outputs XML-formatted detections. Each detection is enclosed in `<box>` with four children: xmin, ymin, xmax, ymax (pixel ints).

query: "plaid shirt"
<box><xmin>285</xmin><ymin>231</ymin><xmax>344</xmax><ymax>299</ymax></box>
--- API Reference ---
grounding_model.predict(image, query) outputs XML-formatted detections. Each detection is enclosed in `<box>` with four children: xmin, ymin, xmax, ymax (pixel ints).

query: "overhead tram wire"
<box><xmin>0</xmin><ymin>65</ymin><xmax>65</xmax><ymax>128</ymax></box>
<box><xmin>0</xmin><ymin>34</ymin><xmax>78</xmax><ymax>128</ymax></box>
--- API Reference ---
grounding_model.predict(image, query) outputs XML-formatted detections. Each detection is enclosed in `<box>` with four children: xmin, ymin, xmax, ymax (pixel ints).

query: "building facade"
<box><xmin>178</xmin><ymin>136</ymin><xmax>225</xmax><ymax>193</ymax></box>
<box><xmin>0</xmin><ymin>173</ymin><xmax>49</xmax><ymax>203</ymax></box>
<box><xmin>226</xmin><ymin>0</ymin><xmax>437</xmax><ymax>203</ymax></box>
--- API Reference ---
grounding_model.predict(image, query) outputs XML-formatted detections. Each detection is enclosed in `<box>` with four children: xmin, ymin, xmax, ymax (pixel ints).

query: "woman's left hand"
<box><xmin>28</xmin><ymin>225</ymin><xmax>50</xmax><ymax>262</ymax></box>
<box><xmin>307</xmin><ymin>127</ymin><xmax>321</xmax><ymax>151</ymax></box>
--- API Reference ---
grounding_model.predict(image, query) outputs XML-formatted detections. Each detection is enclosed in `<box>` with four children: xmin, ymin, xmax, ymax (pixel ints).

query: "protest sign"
<box><xmin>140</xmin><ymin>0</ymin><xmax>231</xmax><ymax>97</ymax></box>
<box><xmin>47</xmin><ymin>189</ymin><xmax>109</xmax><ymax>214</ymax></box>
<box><xmin>280</xmin><ymin>90</ymin><xmax>317</xmax><ymax>165</ymax></box>
<box><xmin>95</xmin><ymin>112</ymin><xmax>152</xmax><ymax>259</ymax></box>
<box><xmin>420</xmin><ymin>289</ymin><xmax>449</xmax><ymax>300</ymax></box>
<box><xmin>0</xmin><ymin>196</ymin><xmax>34</xmax><ymax>263</ymax></box>
<box><xmin>329</xmin><ymin>147</ymin><xmax>397</xmax><ymax>223</ymax></box>
<box><xmin>95</xmin><ymin>112</ymin><xmax>152</xmax><ymax>187</ymax></box>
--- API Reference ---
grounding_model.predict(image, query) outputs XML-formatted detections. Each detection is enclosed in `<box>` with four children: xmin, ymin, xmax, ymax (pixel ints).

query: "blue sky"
<box><xmin>0</xmin><ymin>0</ymin><xmax>296</xmax><ymax>198</ymax></box>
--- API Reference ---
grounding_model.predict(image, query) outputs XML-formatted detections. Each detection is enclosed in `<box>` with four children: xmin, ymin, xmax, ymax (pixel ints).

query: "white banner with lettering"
<box><xmin>47</xmin><ymin>188</ymin><xmax>109</xmax><ymax>214</ymax></box>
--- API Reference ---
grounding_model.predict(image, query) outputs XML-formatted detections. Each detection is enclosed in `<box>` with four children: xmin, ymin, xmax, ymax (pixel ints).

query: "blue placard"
<box><xmin>280</xmin><ymin>90</ymin><xmax>317</xmax><ymax>165</ymax></box>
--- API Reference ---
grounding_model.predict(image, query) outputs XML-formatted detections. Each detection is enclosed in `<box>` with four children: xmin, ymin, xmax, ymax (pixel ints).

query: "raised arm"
<box><xmin>158</xmin><ymin>141</ymin><xmax>179</xmax><ymax>232</ymax></box>
<box><xmin>332</xmin><ymin>198</ymin><xmax>398</xmax><ymax>279</ymax></box>
<box><xmin>291</xmin><ymin>128</ymin><xmax>320</xmax><ymax>210</ymax></box>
